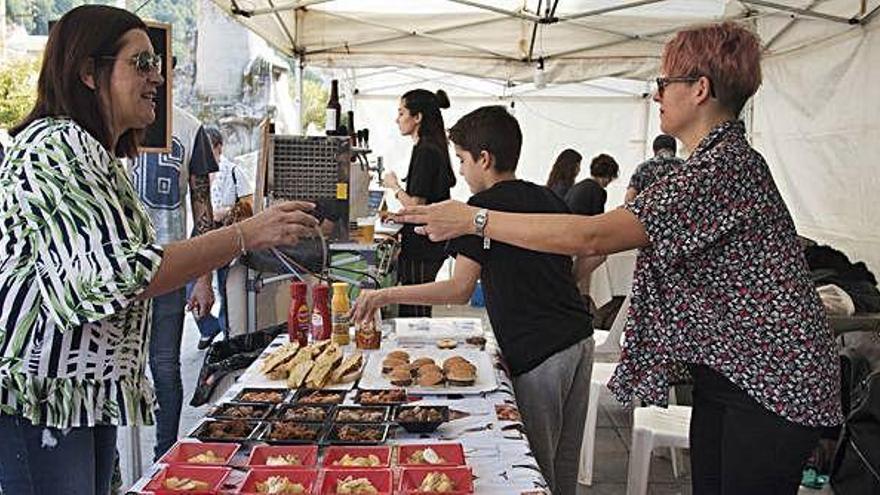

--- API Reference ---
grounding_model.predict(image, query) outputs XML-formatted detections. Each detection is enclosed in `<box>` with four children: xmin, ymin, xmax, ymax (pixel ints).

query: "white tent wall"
<box><xmin>355</xmin><ymin>93</ymin><xmax>653</xmax><ymax>206</ymax></box>
<box><xmin>754</xmin><ymin>19</ymin><xmax>880</xmax><ymax>275</ymax></box>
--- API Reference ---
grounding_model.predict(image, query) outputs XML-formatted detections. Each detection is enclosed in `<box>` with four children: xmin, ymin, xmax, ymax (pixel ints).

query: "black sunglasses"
<box><xmin>655</xmin><ymin>75</ymin><xmax>716</xmax><ymax>98</ymax></box>
<box><xmin>100</xmin><ymin>52</ymin><xmax>163</xmax><ymax>75</ymax></box>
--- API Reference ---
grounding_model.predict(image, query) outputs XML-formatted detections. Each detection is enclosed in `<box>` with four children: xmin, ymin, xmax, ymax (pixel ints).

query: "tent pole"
<box><xmin>740</xmin><ymin>0</ymin><xmax>854</xmax><ymax>24</ymax></box>
<box><xmin>296</xmin><ymin>56</ymin><xmax>305</xmax><ymax>134</ymax></box>
<box><xmin>863</xmin><ymin>5</ymin><xmax>880</xmax><ymax>24</ymax></box>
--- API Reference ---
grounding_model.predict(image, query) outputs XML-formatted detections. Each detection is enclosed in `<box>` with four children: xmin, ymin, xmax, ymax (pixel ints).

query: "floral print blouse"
<box><xmin>0</xmin><ymin>118</ymin><xmax>164</xmax><ymax>428</ymax></box>
<box><xmin>609</xmin><ymin>120</ymin><xmax>843</xmax><ymax>427</ymax></box>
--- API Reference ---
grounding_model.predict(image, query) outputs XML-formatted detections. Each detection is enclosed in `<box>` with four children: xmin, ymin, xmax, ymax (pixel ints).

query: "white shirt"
<box><xmin>211</xmin><ymin>155</ymin><xmax>254</xmax><ymax>211</ymax></box>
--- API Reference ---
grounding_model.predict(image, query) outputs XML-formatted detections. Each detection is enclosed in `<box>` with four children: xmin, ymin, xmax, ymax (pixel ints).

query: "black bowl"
<box><xmin>394</xmin><ymin>406</ymin><xmax>450</xmax><ymax>433</ymax></box>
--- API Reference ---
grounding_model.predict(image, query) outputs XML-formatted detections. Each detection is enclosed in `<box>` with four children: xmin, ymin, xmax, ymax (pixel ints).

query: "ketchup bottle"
<box><xmin>287</xmin><ymin>282</ymin><xmax>310</xmax><ymax>345</ymax></box>
<box><xmin>311</xmin><ymin>284</ymin><xmax>332</xmax><ymax>341</ymax></box>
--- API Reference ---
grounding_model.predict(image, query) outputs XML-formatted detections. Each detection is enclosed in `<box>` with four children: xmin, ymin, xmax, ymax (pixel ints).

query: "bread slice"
<box><xmin>260</xmin><ymin>342</ymin><xmax>301</xmax><ymax>376</ymax></box>
<box><xmin>315</xmin><ymin>343</ymin><xmax>343</xmax><ymax>369</ymax></box>
<box><xmin>286</xmin><ymin>360</ymin><xmax>314</xmax><ymax>388</ymax></box>
<box><xmin>331</xmin><ymin>352</ymin><xmax>364</xmax><ymax>384</ymax></box>
<box><xmin>305</xmin><ymin>359</ymin><xmax>334</xmax><ymax>389</ymax></box>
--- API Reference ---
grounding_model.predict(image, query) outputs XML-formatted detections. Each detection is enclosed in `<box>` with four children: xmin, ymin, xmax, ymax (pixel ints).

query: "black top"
<box><xmin>565</xmin><ymin>178</ymin><xmax>606</xmax><ymax>216</ymax></box>
<box><xmin>402</xmin><ymin>141</ymin><xmax>453</xmax><ymax>260</ymax></box>
<box><xmin>447</xmin><ymin>180</ymin><xmax>593</xmax><ymax>376</ymax></box>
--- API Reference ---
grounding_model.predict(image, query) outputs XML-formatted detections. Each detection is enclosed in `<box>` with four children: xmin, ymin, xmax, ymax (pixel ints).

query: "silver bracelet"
<box><xmin>233</xmin><ymin>223</ymin><xmax>248</xmax><ymax>256</ymax></box>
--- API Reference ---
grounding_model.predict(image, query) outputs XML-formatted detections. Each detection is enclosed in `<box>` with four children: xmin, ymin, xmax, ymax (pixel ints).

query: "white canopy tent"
<box><xmin>209</xmin><ymin>0</ymin><xmax>880</xmax><ymax>274</ymax></box>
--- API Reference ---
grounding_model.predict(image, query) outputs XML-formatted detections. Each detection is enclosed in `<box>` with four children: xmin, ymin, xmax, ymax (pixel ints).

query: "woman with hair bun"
<box><xmin>383</xmin><ymin>89</ymin><xmax>456</xmax><ymax>317</ymax></box>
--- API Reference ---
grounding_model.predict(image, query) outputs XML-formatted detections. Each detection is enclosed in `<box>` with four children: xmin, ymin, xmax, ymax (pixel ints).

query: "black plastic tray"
<box><xmin>208</xmin><ymin>402</ymin><xmax>274</xmax><ymax>421</ymax></box>
<box><xmin>256</xmin><ymin>421</ymin><xmax>326</xmax><ymax>445</ymax></box>
<box><xmin>332</xmin><ymin>406</ymin><xmax>391</xmax><ymax>424</ymax></box>
<box><xmin>354</xmin><ymin>389</ymin><xmax>408</xmax><ymax>406</ymax></box>
<box><xmin>233</xmin><ymin>388</ymin><xmax>290</xmax><ymax>405</ymax></box>
<box><xmin>271</xmin><ymin>403</ymin><xmax>336</xmax><ymax>423</ymax></box>
<box><xmin>292</xmin><ymin>388</ymin><xmax>347</xmax><ymax>406</ymax></box>
<box><xmin>190</xmin><ymin>419</ymin><xmax>260</xmax><ymax>443</ymax></box>
<box><xmin>324</xmin><ymin>423</ymin><xmax>391</xmax><ymax>445</ymax></box>
<box><xmin>394</xmin><ymin>405</ymin><xmax>450</xmax><ymax>433</ymax></box>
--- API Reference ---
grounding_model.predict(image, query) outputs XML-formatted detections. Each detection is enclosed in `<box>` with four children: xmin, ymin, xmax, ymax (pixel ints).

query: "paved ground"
<box><xmin>118</xmin><ymin>303</ymin><xmax>831</xmax><ymax>495</ymax></box>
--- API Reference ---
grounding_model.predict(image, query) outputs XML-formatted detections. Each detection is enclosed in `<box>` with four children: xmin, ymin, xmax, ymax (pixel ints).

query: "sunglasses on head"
<box><xmin>100</xmin><ymin>51</ymin><xmax>163</xmax><ymax>75</ymax></box>
<box><xmin>654</xmin><ymin>75</ymin><xmax>716</xmax><ymax>98</ymax></box>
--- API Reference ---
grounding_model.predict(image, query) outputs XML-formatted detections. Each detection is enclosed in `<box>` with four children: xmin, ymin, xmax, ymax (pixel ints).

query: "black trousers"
<box><xmin>690</xmin><ymin>365</ymin><xmax>821</xmax><ymax>495</ymax></box>
<box><xmin>397</xmin><ymin>256</ymin><xmax>445</xmax><ymax>317</ymax></box>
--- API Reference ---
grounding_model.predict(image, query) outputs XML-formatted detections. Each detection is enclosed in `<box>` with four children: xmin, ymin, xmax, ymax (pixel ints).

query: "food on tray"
<box><xmin>358</xmin><ymin>389</ymin><xmax>407</xmax><ymax>404</ymax></box>
<box><xmin>495</xmin><ymin>404</ymin><xmax>522</xmax><ymax>422</ymax></box>
<box><xmin>336</xmin><ymin>407</ymin><xmax>386</xmax><ymax>423</ymax></box>
<box><xmin>397</xmin><ymin>406</ymin><xmax>444</xmax><ymax>423</ymax></box>
<box><xmin>267</xmin><ymin>422</ymin><xmax>321</xmax><ymax>442</ymax></box>
<box><xmin>256</xmin><ymin>475</ymin><xmax>307</xmax><ymax>494</ymax></box>
<box><xmin>411</xmin><ymin>357</ymin><xmax>435</xmax><ymax>368</ymax></box>
<box><xmin>286</xmin><ymin>361</ymin><xmax>314</xmax><ymax>389</ymax></box>
<box><xmin>240</xmin><ymin>390</ymin><xmax>286</xmax><ymax>403</ymax></box>
<box><xmin>416</xmin><ymin>368</ymin><xmax>445</xmax><ymax>387</ymax></box>
<box><xmin>407</xmin><ymin>447</ymin><xmax>446</xmax><ymax>465</ymax></box>
<box><xmin>336</xmin><ymin>476</ymin><xmax>379</xmax><ymax>494</ymax></box>
<box><xmin>388</xmin><ymin>367</ymin><xmax>413</xmax><ymax>386</ymax></box>
<box><xmin>260</xmin><ymin>341</ymin><xmax>364</xmax><ymax>388</ymax></box>
<box><xmin>445</xmin><ymin>365</ymin><xmax>476</xmax><ymax>387</ymax></box>
<box><xmin>297</xmin><ymin>390</ymin><xmax>345</xmax><ymax>404</ymax></box>
<box><xmin>266</xmin><ymin>454</ymin><xmax>303</xmax><ymax>466</ymax></box>
<box><xmin>163</xmin><ymin>476</ymin><xmax>210</xmax><ymax>491</ymax></box>
<box><xmin>332</xmin><ymin>453</ymin><xmax>382</xmax><ymax>467</ymax></box>
<box><xmin>260</xmin><ymin>342</ymin><xmax>302</xmax><ymax>380</ymax></box>
<box><xmin>280</xmin><ymin>405</ymin><xmax>329</xmax><ymax>422</ymax></box>
<box><xmin>185</xmin><ymin>450</ymin><xmax>226</xmax><ymax>464</ymax></box>
<box><xmin>214</xmin><ymin>404</ymin><xmax>267</xmax><ymax>419</ymax></box>
<box><xmin>381</xmin><ymin>357</ymin><xmax>408</xmax><ymax>374</ymax></box>
<box><xmin>436</xmin><ymin>338</ymin><xmax>458</xmax><ymax>349</ymax></box>
<box><xmin>465</xmin><ymin>335</ymin><xmax>487</xmax><ymax>348</ymax></box>
<box><xmin>334</xmin><ymin>425</ymin><xmax>384</xmax><ymax>443</ymax></box>
<box><xmin>386</xmin><ymin>350</ymin><xmax>410</xmax><ymax>362</ymax></box>
<box><xmin>417</xmin><ymin>472</ymin><xmax>456</xmax><ymax>492</ymax></box>
<box><xmin>201</xmin><ymin>419</ymin><xmax>253</xmax><ymax>439</ymax></box>
<box><xmin>442</xmin><ymin>357</ymin><xmax>475</xmax><ymax>373</ymax></box>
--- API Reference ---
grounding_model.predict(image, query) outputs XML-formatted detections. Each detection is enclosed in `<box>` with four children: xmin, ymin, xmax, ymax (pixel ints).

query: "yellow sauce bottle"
<box><xmin>331</xmin><ymin>282</ymin><xmax>351</xmax><ymax>345</ymax></box>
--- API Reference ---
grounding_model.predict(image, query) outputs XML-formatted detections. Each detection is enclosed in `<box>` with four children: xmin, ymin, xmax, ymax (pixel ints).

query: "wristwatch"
<box><xmin>474</xmin><ymin>208</ymin><xmax>490</xmax><ymax>249</ymax></box>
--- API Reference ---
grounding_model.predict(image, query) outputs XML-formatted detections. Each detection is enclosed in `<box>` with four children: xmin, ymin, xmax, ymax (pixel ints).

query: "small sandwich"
<box><xmin>411</xmin><ymin>357</ymin><xmax>435</xmax><ymax>369</ymax></box>
<box><xmin>286</xmin><ymin>360</ymin><xmax>314</xmax><ymax>388</ymax></box>
<box><xmin>386</xmin><ymin>350</ymin><xmax>411</xmax><ymax>362</ymax></box>
<box><xmin>307</xmin><ymin>340</ymin><xmax>332</xmax><ymax>358</ymax></box>
<box><xmin>331</xmin><ymin>352</ymin><xmax>364</xmax><ymax>384</ymax></box>
<box><xmin>442</xmin><ymin>356</ymin><xmax>473</xmax><ymax>373</ymax></box>
<box><xmin>445</xmin><ymin>363</ymin><xmax>476</xmax><ymax>387</ymax></box>
<box><xmin>436</xmin><ymin>338</ymin><xmax>458</xmax><ymax>349</ymax></box>
<box><xmin>417</xmin><ymin>363</ymin><xmax>444</xmax><ymax>377</ymax></box>
<box><xmin>417</xmin><ymin>368</ymin><xmax>446</xmax><ymax>387</ymax></box>
<box><xmin>259</xmin><ymin>342</ymin><xmax>301</xmax><ymax>377</ymax></box>
<box><xmin>315</xmin><ymin>343</ymin><xmax>343</xmax><ymax>369</ymax></box>
<box><xmin>382</xmin><ymin>357</ymin><xmax>409</xmax><ymax>374</ymax></box>
<box><xmin>269</xmin><ymin>347</ymin><xmax>316</xmax><ymax>381</ymax></box>
<box><xmin>305</xmin><ymin>359</ymin><xmax>335</xmax><ymax>389</ymax></box>
<box><xmin>389</xmin><ymin>366</ymin><xmax>413</xmax><ymax>386</ymax></box>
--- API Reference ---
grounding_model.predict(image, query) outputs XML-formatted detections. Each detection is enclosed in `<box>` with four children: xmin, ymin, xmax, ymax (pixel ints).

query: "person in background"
<box><xmin>564</xmin><ymin>153</ymin><xmax>620</xmax><ymax>307</ymax></box>
<box><xmin>0</xmin><ymin>6</ymin><xmax>317</xmax><ymax>494</ymax></box>
<box><xmin>395</xmin><ymin>22</ymin><xmax>842</xmax><ymax>494</ymax></box>
<box><xmin>545</xmin><ymin>148</ymin><xmax>582</xmax><ymax>199</ymax></box>
<box><xmin>381</xmin><ymin>88</ymin><xmax>456</xmax><ymax>317</ymax></box>
<box><xmin>187</xmin><ymin>126</ymin><xmax>255</xmax><ymax>349</ymax></box>
<box><xmin>129</xmin><ymin>104</ymin><xmax>219</xmax><ymax>459</ymax></box>
<box><xmin>354</xmin><ymin>106</ymin><xmax>593</xmax><ymax>495</ymax></box>
<box><xmin>624</xmin><ymin>134</ymin><xmax>684</xmax><ymax>202</ymax></box>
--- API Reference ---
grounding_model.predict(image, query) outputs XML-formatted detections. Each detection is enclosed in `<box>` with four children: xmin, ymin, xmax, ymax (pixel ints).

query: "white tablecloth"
<box><xmin>589</xmin><ymin>249</ymin><xmax>637</xmax><ymax>307</ymax></box>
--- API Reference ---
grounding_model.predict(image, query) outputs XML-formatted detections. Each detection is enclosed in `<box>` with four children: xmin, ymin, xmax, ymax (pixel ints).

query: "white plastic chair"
<box><xmin>626</xmin><ymin>405</ymin><xmax>692</xmax><ymax>495</ymax></box>
<box><xmin>578</xmin><ymin>295</ymin><xmax>630</xmax><ymax>486</ymax></box>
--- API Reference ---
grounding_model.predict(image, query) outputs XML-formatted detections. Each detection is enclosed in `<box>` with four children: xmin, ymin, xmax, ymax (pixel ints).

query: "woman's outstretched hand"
<box><xmin>240</xmin><ymin>201</ymin><xmax>319</xmax><ymax>251</ymax></box>
<box><xmin>393</xmin><ymin>200</ymin><xmax>478</xmax><ymax>242</ymax></box>
<box><xmin>350</xmin><ymin>288</ymin><xmax>386</xmax><ymax>325</ymax></box>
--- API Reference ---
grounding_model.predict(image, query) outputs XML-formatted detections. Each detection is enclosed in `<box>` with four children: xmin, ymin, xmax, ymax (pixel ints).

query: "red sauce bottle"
<box><xmin>311</xmin><ymin>284</ymin><xmax>332</xmax><ymax>341</ymax></box>
<box><xmin>288</xmin><ymin>282</ymin><xmax>310</xmax><ymax>345</ymax></box>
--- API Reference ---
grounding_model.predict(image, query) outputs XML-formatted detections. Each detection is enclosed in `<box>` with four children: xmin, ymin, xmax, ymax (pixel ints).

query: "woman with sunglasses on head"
<box><xmin>382</xmin><ymin>88</ymin><xmax>456</xmax><ymax>317</ymax></box>
<box><xmin>0</xmin><ymin>6</ymin><xmax>317</xmax><ymax>494</ymax></box>
<box><xmin>397</xmin><ymin>22</ymin><xmax>842</xmax><ymax>494</ymax></box>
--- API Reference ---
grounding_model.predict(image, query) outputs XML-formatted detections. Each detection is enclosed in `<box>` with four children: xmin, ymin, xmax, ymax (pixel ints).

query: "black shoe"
<box><xmin>197</xmin><ymin>335</ymin><xmax>216</xmax><ymax>350</ymax></box>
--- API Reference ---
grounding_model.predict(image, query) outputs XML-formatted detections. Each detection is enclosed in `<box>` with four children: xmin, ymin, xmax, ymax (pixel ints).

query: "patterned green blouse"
<box><xmin>0</xmin><ymin>118</ymin><xmax>164</xmax><ymax>428</ymax></box>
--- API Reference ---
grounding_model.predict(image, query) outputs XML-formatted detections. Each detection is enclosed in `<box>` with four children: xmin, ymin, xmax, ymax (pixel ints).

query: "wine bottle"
<box><xmin>325</xmin><ymin>79</ymin><xmax>340</xmax><ymax>135</ymax></box>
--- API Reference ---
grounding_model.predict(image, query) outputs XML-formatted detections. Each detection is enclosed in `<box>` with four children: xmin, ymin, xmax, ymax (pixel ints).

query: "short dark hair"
<box><xmin>652</xmin><ymin>134</ymin><xmax>676</xmax><ymax>154</ymax></box>
<box><xmin>10</xmin><ymin>5</ymin><xmax>148</xmax><ymax>158</ymax></box>
<box><xmin>590</xmin><ymin>153</ymin><xmax>619</xmax><ymax>179</ymax></box>
<box><xmin>204</xmin><ymin>125</ymin><xmax>223</xmax><ymax>148</ymax></box>
<box><xmin>448</xmin><ymin>105</ymin><xmax>522</xmax><ymax>173</ymax></box>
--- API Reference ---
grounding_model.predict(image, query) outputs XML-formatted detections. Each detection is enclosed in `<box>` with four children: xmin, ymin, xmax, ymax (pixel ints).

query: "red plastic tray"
<box><xmin>398</xmin><ymin>466</ymin><xmax>474</xmax><ymax>494</ymax></box>
<box><xmin>237</xmin><ymin>467</ymin><xmax>318</xmax><ymax>494</ymax></box>
<box><xmin>318</xmin><ymin>468</ymin><xmax>393</xmax><ymax>494</ymax></box>
<box><xmin>396</xmin><ymin>443</ymin><xmax>466</xmax><ymax>467</ymax></box>
<box><xmin>246</xmin><ymin>445</ymin><xmax>319</xmax><ymax>468</ymax></box>
<box><xmin>143</xmin><ymin>465</ymin><xmax>231</xmax><ymax>494</ymax></box>
<box><xmin>322</xmin><ymin>446</ymin><xmax>392</xmax><ymax>469</ymax></box>
<box><xmin>159</xmin><ymin>441</ymin><xmax>240</xmax><ymax>466</ymax></box>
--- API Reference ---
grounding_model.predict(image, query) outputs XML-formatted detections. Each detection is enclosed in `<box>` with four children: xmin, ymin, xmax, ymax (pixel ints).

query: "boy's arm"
<box><xmin>351</xmin><ymin>255</ymin><xmax>481</xmax><ymax>323</ymax></box>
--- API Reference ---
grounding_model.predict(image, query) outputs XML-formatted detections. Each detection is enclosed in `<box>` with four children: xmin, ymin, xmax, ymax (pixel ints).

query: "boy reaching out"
<box><xmin>351</xmin><ymin>106</ymin><xmax>594</xmax><ymax>495</ymax></box>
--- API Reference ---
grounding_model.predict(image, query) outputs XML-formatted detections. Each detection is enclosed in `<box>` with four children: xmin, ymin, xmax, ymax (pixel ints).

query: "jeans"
<box><xmin>511</xmin><ymin>337</ymin><xmax>595</xmax><ymax>495</ymax></box>
<box><xmin>185</xmin><ymin>265</ymin><xmax>230</xmax><ymax>340</ymax></box>
<box><xmin>0</xmin><ymin>414</ymin><xmax>117</xmax><ymax>495</ymax></box>
<box><xmin>689</xmin><ymin>364</ymin><xmax>822</xmax><ymax>495</ymax></box>
<box><xmin>148</xmin><ymin>287</ymin><xmax>186</xmax><ymax>460</ymax></box>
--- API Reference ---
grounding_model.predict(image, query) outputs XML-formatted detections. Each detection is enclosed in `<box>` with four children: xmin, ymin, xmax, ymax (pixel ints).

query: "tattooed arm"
<box><xmin>188</xmin><ymin>172</ymin><xmax>216</xmax><ymax>318</ymax></box>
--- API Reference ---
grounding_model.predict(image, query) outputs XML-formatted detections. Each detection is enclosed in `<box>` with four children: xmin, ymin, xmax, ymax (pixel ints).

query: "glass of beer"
<box><xmin>357</xmin><ymin>217</ymin><xmax>375</xmax><ymax>245</ymax></box>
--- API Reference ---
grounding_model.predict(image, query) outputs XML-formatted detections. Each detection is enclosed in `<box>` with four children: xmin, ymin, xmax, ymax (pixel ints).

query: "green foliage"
<box><xmin>301</xmin><ymin>78</ymin><xmax>329</xmax><ymax>132</ymax></box>
<box><xmin>0</xmin><ymin>57</ymin><xmax>40</xmax><ymax>129</ymax></box>
<box><xmin>5</xmin><ymin>0</ymin><xmax>115</xmax><ymax>35</ymax></box>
